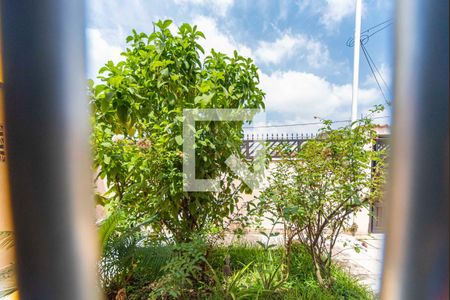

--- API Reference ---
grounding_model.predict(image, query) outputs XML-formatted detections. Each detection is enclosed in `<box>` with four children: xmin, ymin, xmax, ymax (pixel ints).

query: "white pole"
<box><xmin>351</xmin><ymin>0</ymin><xmax>362</xmax><ymax>228</ymax></box>
<box><xmin>351</xmin><ymin>0</ymin><xmax>362</xmax><ymax>124</ymax></box>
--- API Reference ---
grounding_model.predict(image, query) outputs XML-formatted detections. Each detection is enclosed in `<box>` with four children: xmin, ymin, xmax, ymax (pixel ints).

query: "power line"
<box><xmin>243</xmin><ymin>115</ymin><xmax>391</xmax><ymax>129</ymax></box>
<box><xmin>344</xmin><ymin>18</ymin><xmax>393</xmax><ymax>105</ymax></box>
<box><xmin>361</xmin><ymin>18</ymin><xmax>393</xmax><ymax>35</ymax></box>
<box><xmin>363</xmin><ymin>43</ymin><xmax>391</xmax><ymax>94</ymax></box>
<box><xmin>361</xmin><ymin>44</ymin><xmax>391</xmax><ymax>105</ymax></box>
<box><xmin>346</xmin><ymin>19</ymin><xmax>393</xmax><ymax>47</ymax></box>
<box><xmin>365</xmin><ymin>22</ymin><xmax>393</xmax><ymax>38</ymax></box>
<box><xmin>245</xmin><ymin>120</ymin><xmax>345</xmax><ymax>129</ymax></box>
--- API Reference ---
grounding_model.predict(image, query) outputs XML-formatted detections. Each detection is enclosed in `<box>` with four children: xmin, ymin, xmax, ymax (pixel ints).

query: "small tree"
<box><xmin>259</xmin><ymin>112</ymin><xmax>386</xmax><ymax>287</ymax></box>
<box><xmin>90</xmin><ymin>20</ymin><xmax>265</xmax><ymax>243</ymax></box>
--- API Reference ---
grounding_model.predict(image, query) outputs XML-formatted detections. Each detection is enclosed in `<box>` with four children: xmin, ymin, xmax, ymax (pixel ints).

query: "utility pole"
<box><xmin>350</xmin><ymin>0</ymin><xmax>362</xmax><ymax>228</ymax></box>
<box><xmin>351</xmin><ymin>0</ymin><xmax>362</xmax><ymax>124</ymax></box>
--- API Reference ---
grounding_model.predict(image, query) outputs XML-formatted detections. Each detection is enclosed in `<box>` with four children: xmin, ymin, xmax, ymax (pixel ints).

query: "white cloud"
<box><xmin>304</xmin><ymin>39</ymin><xmax>331</xmax><ymax>68</ymax></box>
<box><xmin>363</xmin><ymin>63</ymin><xmax>391</xmax><ymax>88</ymax></box>
<box><xmin>255</xmin><ymin>70</ymin><xmax>382</xmax><ymax>134</ymax></box>
<box><xmin>295</xmin><ymin>0</ymin><xmax>357</xmax><ymax>29</ymax></box>
<box><xmin>278</xmin><ymin>0</ymin><xmax>289</xmax><ymax>20</ymax></box>
<box><xmin>255</xmin><ymin>33</ymin><xmax>330</xmax><ymax>68</ymax></box>
<box><xmin>320</xmin><ymin>0</ymin><xmax>355</xmax><ymax>28</ymax></box>
<box><xmin>194</xmin><ymin>17</ymin><xmax>331</xmax><ymax>69</ymax></box>
<box><xmin>193</xmin><ymin>15</ymin><xmax>253</xmax><ymax>58</ymax></box>
<box><xmin>297</xmin><ymin>0</ymin><xmax>313</xmax><ymax>12</ymax></box>
<box><xmin>174</xmin><ymin>0</ymin><xmax>234</xmax><ymax>17</ymax></box>
<box><xmin>261</xmin><ymin>71</ymin><xmax>342</xmax><ymax>116</ymax></box>
<box><xmin>255</xmin><ymin>34</ymin><xmax>300</xmax><ymax>65</ymax></box>
<box><xmin>362</xmin><ymin>62</ymin><xmax>392</xmax><ymax>104</ymax></box>
<box><xmin>86</xmin><ymin>28</ymin><xmax>123</xmax><ymax>80</ymax></box>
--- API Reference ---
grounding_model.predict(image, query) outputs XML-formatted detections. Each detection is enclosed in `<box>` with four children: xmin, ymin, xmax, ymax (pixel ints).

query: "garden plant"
<box><xmin>91</xmin><ymin>19</ymin><xmax>384</xmax><ymax>299</ymax></box>
<box><xmin>257</xmin><ymin>109</ymin><xmax>386</xmax><ymax>287</ymax></box>
<box><xmin>90</xmin><ymin>19</ymin><xmax>265</xmax><ymax>244</ymax></box>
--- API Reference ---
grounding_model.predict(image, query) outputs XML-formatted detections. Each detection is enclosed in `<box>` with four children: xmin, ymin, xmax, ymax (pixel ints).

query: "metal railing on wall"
<box><xmin>241</xmin><ymin>133</ymin><xmax>390</xmax><ymax>159</ymax></box>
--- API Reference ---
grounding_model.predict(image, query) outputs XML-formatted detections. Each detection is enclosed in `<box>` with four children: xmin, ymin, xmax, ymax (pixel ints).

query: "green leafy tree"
<box><xmin>258</xmin><ymin>111</ymin><xmax>386</xmax><ymax>287</ymax></box>
<box><xmin>90</xmin><ymin>20</ymin><xmax>265</xmax><ymax>243</ymax></box>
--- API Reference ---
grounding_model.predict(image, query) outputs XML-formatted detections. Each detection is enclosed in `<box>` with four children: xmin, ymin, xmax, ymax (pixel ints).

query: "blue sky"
<box><xmin>86</xmin><ymin>0</ymin><xmax>394</xmax><ymax>134</ymax></box>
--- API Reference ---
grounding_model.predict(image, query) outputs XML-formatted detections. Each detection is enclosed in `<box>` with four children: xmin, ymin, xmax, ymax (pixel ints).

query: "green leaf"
<box><xmin>161</xmin><ymin>19</ymin><xmax>173</xmax><ymax>29</ymax></box>
<box><xmin>196</xmin><ymin>31</ymin><xmax>205</xmax><ymax>39</ymax></box>
<box><xmin>95</xmin><ymin>194</ymin><xmax>109</xmax><ymax>206</ymax></box>
<box><xmin>98</xmin><ymin>210</ymin><xmax>122</xmax><ymax>250</ymax></box>
<box><xmin>160</xmin><ymin>68</ymin><xmax>169</xmax><ymax>77</ymax></box>
<box><xmin>117</xmin><ymin>104</ymin><xmax>129</xmax><ymax>124</ymax></box>
<box><xmin>175</xmin><ymin>135</ymin><xmax>183</xmax><ymax>145</ymax></box>
<box><xmin>194</xmin><ymin>93</ymin><xmax>214</xmax><ymax>106</ymax></box>
<box><xmin>109</xmin><ymin>75</ymin><xmax>124</xmax><ymax>86</ymax></box>
<box><xmin>157</xmin><ymin>80</ymin><xmax>167</xmax><ymax>88</ymax></box>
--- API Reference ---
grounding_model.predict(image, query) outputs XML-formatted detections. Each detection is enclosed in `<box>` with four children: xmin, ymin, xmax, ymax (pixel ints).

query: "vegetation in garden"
<box><xmin>99</xmin><ymin>215</ymin><xmax>373</xmax><ymax>299</ymax></box>
<box><xmin>255</xmin><ymin>109</ymin><xmax>386</xmax><ymax>287</ymax></box>
<box><xmin>90</xmin><ymin>19</ymin><xmax>265</xmax><ymax>244</ymax></box>
<box><xmin>91</xmin><ymin>19</ymin><xmax>385</xmax><ymax>299</ymax></box>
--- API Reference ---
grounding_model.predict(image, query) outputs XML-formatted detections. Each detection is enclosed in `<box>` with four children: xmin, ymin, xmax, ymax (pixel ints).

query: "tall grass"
<box><xmin>101</xmin><ymin>240</ymin><xmax>374</xmax><ymax>299</ymax></box>
<box><xmin>208</xmin><ymin>243</ymin><xmax>374</xmax><ymax>300</ymax></box>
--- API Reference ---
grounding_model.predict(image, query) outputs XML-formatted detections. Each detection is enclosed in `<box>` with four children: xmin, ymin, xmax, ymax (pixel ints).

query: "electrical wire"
<box><xmin>345</xmin><ymin>19</ymin><xmax>393</xmax><ymax>104</ymax></box>
<box><xmin>362</xmin><ymin>43</ymin><xmax>391</xmax><ymax>94</ymax></box>
<box><xmin>245</xmin><ymin>19</ymin><xmax>394</xmax><ymax>131</ymax></box>
<box><xmin>243</xmin><ymin>115</ymin><xmax>390</xmax><ymax>129</ymax></box>
<box><xmin>346</xmin><ymin>19</ymin><xmax>393</xmax><ymax>47</ymax></box>
<box><xmin>361</xmin><ymin>44</ymin><xmax>391</xmax><ymax>105</ymax></box>
<box><xmin>361</xmin><ymin>18</ymin><xmax>393</xmax><ymax>35</ymax></box>
<box><xmin>365</xmin><ymin>22</ymin><xmax>393</xmax><ymax>38</ymax></box>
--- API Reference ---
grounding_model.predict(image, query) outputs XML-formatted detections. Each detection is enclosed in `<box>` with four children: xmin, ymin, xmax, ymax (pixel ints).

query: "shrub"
<box><xmin>258</xmin><ymin>109</ymin><xmax>386</xmax><ymax>287</ymax></box>
<box><xmin>90</xmin><ymin>19</ymin><xmax>265</xmax><ymax>243</ymax></box>
<box><xmin>98</xmin><ymin>211</ymin><xmax>171</xmax><ymax>298</ymax></box>
<box><xmin>150</xmin><ymin>238</ymin><xmax>208</xmax><ymax>299</ymax></box>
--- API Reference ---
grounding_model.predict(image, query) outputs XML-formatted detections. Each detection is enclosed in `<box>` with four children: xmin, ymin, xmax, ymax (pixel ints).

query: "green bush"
<box><xmin>150</xmin><ymin>238</ymin><xmax>209</xmax><ymax>299</ymax></box>
<box><xmin>99</xmin><ymin>238</ymin><xmax>374</xmax><ymax>299</ymax></box>
<box><xmin>99</xmin><ymin>212</ymin><xmax>172</xmax><ymax>298</ymax></box>
<box><xmin>92</xmin><ymin>19</ymin><xmax>377</xmax><ymax>300</ymax></box>
<box><xmin>90</xmin><ymin>20</ymin><xmax>265</xmax><ymax>243</ymax></box>
<box><xmin>208</xmin><ymin>244</ymin><xmax>373</xmax><ymax>300</ymax></box>
<box><xmin>257</xmin><ymin>111</ymin><xmax>386</xmax><ymax>287</ymax></box>
<box><xmin>288</xmin><ymin>244</ymin><xmax>374</xmax><ymax>300</ymax></box>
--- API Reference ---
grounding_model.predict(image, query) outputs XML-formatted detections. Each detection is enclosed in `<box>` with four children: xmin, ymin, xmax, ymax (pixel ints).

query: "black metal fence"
<box><xmin>241</xmin><ymin>133</ymin><xmax>390</xmax><ymax>159</ymax></box>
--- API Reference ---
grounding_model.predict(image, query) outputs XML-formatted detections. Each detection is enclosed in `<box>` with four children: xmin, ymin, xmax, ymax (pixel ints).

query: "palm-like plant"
<box><xmin>0</xmin><ymin>231</ymin><xmax>16</xmax><ymax>298</ymax></box>
<box><xmin>98</xmin><ymin>210</ymin><xmax>170</xmax><ymax>298</ymax></box>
